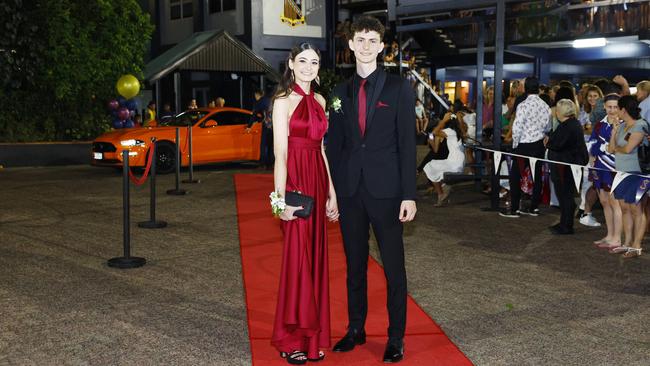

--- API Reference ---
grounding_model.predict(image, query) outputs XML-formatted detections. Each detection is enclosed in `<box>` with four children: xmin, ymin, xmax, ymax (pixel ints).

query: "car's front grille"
<box><xmin>93</xmin><ymin>142</ymin><xmax>116</xmax><ymax>152</ymax></box>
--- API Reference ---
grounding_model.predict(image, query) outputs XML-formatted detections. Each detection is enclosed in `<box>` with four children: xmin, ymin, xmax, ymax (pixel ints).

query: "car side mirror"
<box><xmin>204</xmin><ymin>119</ymin><xmax>218</xmax><ymax>127</ymax></box>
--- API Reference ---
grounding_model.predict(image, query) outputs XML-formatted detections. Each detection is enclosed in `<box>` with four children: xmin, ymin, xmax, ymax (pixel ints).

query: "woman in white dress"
<box><xmin>424</xmin><ymin>111</ymin><xmax>466</xmax><ymax>206</ymax></box>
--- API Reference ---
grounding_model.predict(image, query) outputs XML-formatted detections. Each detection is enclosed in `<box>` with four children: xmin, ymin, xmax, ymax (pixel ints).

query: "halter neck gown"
<box><xmin>271</xmin><ymin>84</ymin><xmax>330</xmax><ymax>359</ymax></box>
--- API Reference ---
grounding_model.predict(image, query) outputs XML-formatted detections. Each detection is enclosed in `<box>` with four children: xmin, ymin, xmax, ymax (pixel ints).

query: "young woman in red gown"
<box><xmin>270</xmin><ymin>43</ymin><xmax>339</xmax><ymax>365</ymax></box>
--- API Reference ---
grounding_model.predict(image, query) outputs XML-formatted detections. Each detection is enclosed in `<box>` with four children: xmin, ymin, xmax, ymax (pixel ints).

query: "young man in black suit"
<box><xmin>326</xmin><ymin>15</ymin><xmax>417</xmax><ymax>363</ymax></box>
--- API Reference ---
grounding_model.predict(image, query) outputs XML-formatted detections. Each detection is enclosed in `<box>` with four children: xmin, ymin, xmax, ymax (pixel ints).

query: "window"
<box><xmin>165</xmin><ymin>110</ymin><xmax>209</xmax><ymax>127</ymax></box>
<box><xmin>209</xmin><ymin>0</ymin><xmax>221</xmax><ymax>13</ymax></box>
<box><xmin>222</xmin><ymin>0</ymin><xmax>236</xmax><ymax>11</ymax></box>
<box><xmin>170</xmin><ymin>0</ymin><xmax>193</xmax><ymax>20</ymax></box>
<box><xmin>213</xmin><ymin>111</ymin><xmax>251</xmax><ymax>126</ymax></box>
<box><xmin>210</xmin><ymin>0</ymin><xmax>236</xmax><ymax>13</ymax></box>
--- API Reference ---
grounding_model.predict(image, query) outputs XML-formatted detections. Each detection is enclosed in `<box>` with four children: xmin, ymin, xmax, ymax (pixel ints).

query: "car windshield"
<box><xmin>160</xmin><ymin>110</ymin><xmax>209</xmax><ymax>126</ymax></box>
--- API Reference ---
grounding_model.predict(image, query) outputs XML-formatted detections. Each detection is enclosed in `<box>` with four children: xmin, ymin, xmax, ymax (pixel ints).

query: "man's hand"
<box><xmin>399</xmin><ymin>200</ymin><xmax>417</xmax><ymax>222</ymax></box>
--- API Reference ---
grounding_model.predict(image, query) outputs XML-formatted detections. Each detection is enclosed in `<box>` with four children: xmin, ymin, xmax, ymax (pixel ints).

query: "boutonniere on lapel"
<box><xmin>331</xmin><ymin>97</ymin><xmax>343</xmax><ymax>114</ymax></box>
<box><xmin>377</xmin><ymin>101</ymin><xmax>389</xmax><ymax>108</ymax></box>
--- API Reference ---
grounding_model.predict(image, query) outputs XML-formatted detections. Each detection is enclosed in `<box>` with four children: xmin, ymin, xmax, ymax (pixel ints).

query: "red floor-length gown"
<box><xmin>271</xmin><ymin>84</ymin><xmax>331</xmax><ymax>360</ymax></box>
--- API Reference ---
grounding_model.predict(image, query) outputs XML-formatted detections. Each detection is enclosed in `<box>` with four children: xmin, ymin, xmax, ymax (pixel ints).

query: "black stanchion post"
<box><xmin>167</xmin><ymin>127</ymin><xmax>188</xmax><ymax>195</ymax></box>
<box><xmin>139</xmin><ymin>138</ymin><xmax>168</xmax><ymax>229</ymax></box>
<box><xmin>108</xmin><ymin>150</ymin><xmax>146</xmax><ymax>268</ymax></box>
<box><xmin>182</xmin><ymin>125</ymin><xmax>200</xmax><ymax>184</ymax></box>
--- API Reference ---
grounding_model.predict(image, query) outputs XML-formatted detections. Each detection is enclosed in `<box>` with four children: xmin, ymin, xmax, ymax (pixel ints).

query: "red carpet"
<box><xmin>235</xmin><ymin>174</ymin><xmax>473</xmax><ymax>365</ymax></box>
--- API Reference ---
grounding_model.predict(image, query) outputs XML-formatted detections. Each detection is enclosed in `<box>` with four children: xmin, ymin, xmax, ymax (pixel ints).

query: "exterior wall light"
<box><xmin>572</xmin><ymin>38</ymin><xmax>607</xmax><ymax>48</ymax></box>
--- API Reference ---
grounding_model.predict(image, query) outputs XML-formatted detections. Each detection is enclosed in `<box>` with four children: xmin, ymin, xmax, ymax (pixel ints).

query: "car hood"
<box><xmin>94</xmin><ymin>127</ymin><xmax>181</xmax><ymax>143</ymax></box>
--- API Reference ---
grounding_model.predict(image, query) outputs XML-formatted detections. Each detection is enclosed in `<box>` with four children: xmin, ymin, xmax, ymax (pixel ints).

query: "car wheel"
<box><xmin>155</xmin><ymin>142</ymin><xmax>176</xmax><ymax>174</ymax></box>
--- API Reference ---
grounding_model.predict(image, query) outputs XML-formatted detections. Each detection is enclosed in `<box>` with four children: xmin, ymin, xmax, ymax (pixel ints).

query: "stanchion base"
<box><xmin>166</xmin><ymin>189</ymin><xmax>188</xmax><ymax>195</ymax></box>
<box><xmin>107</xmin><ymin>256</ymin><xmax>146</xmax><ymax>268</ymax></box>
<box><xmin>138</xmin><ymin>220</ymin><xmax>168</xmax><ymax>229</ymax></box>
<box><xmin>182</xmin><ymin>179</ymin><xmax>201</xmax><ymax>184</ymax></box>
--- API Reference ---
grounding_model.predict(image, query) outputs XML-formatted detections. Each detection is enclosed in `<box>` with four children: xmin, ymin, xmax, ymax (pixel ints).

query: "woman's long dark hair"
<box><xmin>273</xmin><ymin>42</ymin><xmax>321</xmax><ymax>101</ymax></box>
<box><xmin>618</xmin><ymin>95</ymin><xmax>641</xmax><ymax>120</ymax></box>
<box><xmin>446</xmin><ymin>116</ymin><xmax>465</xmax><ymax>142</ymax></box>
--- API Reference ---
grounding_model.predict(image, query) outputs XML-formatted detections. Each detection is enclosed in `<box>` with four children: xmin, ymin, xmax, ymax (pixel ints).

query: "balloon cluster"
<box><xmin>107</xmin><ymin>74</ymin><xmax>141</xmax><ymax>129</ymax></box>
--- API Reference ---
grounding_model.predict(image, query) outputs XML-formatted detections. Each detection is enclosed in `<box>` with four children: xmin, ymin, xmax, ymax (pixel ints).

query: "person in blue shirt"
<box><xmin>247</xmin><ymin>89</ymin><xmax>273</xmax><ymax>169</ymax></box>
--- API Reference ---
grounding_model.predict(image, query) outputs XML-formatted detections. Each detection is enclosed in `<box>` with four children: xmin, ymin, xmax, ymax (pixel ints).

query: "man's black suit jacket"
<box><xmin>326</xmin><ymin>70</ymin><xmax>417</xmax><ymax>200</ymax></box>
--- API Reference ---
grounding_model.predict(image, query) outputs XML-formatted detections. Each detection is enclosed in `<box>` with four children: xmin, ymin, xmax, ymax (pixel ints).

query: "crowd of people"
<box><xmin>492</xmin><ymin>74</ymin><xmax>650</xmax><ymax>259</ymax></box>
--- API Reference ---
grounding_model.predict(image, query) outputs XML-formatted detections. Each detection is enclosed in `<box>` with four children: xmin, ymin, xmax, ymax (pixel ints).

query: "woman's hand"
<box><xmin>279</xmin><ymin>205</ymin><xmax>303</xmax><ymax>221</ymax></box>
<box><xmin>326</xmin><ymin>195</ymin><xmax>339</xmax><ymax>222</ymax></box>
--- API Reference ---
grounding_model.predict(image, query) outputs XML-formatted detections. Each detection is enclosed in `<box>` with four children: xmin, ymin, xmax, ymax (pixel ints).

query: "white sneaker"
<box><xmin>579</xmin><ymin>213</ymin><xmax>601</xmax><ymax>227</ymax></box>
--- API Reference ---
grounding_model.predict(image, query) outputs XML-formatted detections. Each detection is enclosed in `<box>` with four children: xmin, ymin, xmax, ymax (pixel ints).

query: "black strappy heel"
<box><xmin>280</xmin><ymin>351</ymin><xmax>308</xmax><ymax>365</ymax></box>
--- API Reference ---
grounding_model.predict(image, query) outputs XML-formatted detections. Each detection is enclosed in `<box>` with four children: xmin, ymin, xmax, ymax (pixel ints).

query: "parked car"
<box><xmin>92</xmin><ymin>107</ymin><xmax>261</xmax><ymax>174</ymax></box>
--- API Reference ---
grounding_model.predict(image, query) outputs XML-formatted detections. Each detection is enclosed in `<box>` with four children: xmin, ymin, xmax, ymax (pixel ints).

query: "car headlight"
<box><xmin>120</xmin><ymin>139</ymin><xmax>145</xmax><ymax>147</ymax></box>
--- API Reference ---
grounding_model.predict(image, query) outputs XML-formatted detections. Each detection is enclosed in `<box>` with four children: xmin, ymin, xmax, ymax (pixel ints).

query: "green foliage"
<box><xmin>0</xmin><ymin>0</ymin><xmax>153</xmax><ymax>141</ymax></box>
<box><xmin>316</xmin><ymin>68</ymin><xmax>343</xmax><ymax>108</ymax></box>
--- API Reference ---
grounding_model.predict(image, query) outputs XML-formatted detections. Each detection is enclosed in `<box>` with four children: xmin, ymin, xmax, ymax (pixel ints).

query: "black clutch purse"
<box><xmin>285</xmin><ymin>191</ymin><xmax>314</xmax><ymax>218</ymax></box>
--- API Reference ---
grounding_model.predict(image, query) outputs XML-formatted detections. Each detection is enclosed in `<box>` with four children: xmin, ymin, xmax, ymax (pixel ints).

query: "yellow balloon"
<box><xmin>116</xmin><ymin>74</ymin><xmax>141</xmax><ymax>99</ymax></box>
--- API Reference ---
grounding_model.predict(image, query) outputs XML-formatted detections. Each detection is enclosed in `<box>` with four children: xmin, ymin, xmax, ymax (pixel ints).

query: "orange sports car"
<box><xmin>92</xmin><ymin>107</ymin><xmax>262</xmax><ymax>174</ymax></box>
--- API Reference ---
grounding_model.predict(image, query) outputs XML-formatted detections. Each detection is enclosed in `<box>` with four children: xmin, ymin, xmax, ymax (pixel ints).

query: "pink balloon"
<box><xmin>117</xmin><ymin>107</ymin><xmax>129</xmax><ymax>121</ymax></box>
<box><xmin>108</xmin><ymin>99</ymin><xmax>119</xmax><ymax>110</ymax></box>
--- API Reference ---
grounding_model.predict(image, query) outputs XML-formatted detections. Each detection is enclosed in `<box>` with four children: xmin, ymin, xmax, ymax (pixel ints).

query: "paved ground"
<box><xmin>1</xmin><ymin>152</ymin><xmax>649</xmax><ymax>365</ymax></box>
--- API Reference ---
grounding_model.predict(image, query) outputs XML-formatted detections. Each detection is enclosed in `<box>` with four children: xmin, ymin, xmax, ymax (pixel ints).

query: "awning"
<box><xmin>144</xmin><ymin>29</ymin><xmax>281</xmax><ymax>82</ymax></box>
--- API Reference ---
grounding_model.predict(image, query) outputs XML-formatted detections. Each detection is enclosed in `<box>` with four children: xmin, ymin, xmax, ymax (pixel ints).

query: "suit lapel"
<box><xmin>343</xmin><ymin>78</ymin><xmax>362</xmax><ymax>140</ymax></box>
<box><xmin>365</xmin><ymin>70</ymin><xmax>386</xmax><ymax>135</ymax></box>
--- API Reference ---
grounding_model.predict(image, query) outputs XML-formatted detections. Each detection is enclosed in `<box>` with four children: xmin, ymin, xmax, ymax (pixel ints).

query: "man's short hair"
<box><xmin>350</xmin><ymin>15</ymin><xmax>385</xmax><ymax>39</ymax></box>
<box><xmin>524</xmin><ymin>77</ymin><xmax>540</xmax><ymax>95</ymax></box>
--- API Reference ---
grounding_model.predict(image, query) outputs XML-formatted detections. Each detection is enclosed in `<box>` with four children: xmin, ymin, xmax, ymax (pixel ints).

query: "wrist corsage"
<box><xmin>269</xmin><ymin>191</ymin><xmax>286</xmax><ymax>217</ymax></box>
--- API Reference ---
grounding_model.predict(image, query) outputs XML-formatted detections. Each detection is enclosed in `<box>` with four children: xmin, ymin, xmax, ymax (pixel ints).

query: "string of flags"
<box><xmin>475</xmin><ymin>146</ymin><xmax>650</xmax><ymax>202</ymax></box>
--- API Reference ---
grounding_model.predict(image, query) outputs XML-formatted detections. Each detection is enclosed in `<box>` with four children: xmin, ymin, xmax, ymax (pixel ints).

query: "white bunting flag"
<box><xmin>610</xmin><ymin>172</ymin><xmax>630</xmax><ymax>194</ymax></box>
<box><xmin>570</xmin><ymin>165</ymin><xmax>583</xmax><ymax>193</ymax></box>
<box><xmin>528</xmin><ymin>157</ymin><xmax>538</xmax><ymax>181</ymax></box>
<box><xmin>493</xmin><ymin>151</ymin><xmax>502</xmax><ymax>174</ymax></box>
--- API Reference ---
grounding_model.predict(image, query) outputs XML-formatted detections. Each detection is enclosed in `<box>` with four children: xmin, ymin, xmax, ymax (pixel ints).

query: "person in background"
<box><xmin>584</xmin><ymin>85</ymin><xmax>603</xmax><ymax>133</ymax></box>
<box><xmin>545</xmin><ymin>99</ymin><xmax>588</xmax><ymax>235</ymax></box>
<box><xmin>500</xmin><ymin>77</ymin><xmax>551</xmax><ymax>218</ymax></box>
<box><xmin>608</xmin><ymin>95</ymin><xmax>647</xmax><ymax>258</ymax></box>
<box><xmin>247</xmin><ymin>89</ymin><xmax>274</xmax><ymax>169</ymax></box>
<box><xmin>482</xmin><ymin>86</ymin><xmax>495</xmax><ymax>139</ymax></box>
<box><xmin>159</xmin><ymin>103</ymin><xmax>174</xmax><ymax>124</ymax></box>
<box><xmin>423</xmin><ymin>111</ymin><xmax>466</xmax><ymax>206</ymax></box>
<box><xmin>578</xmin><ymin>85</ymin><xmax>603</xmax><ymax>228</ymax></box>
<box><xmin>133</xmin><ymin>114</ymin><xmax>142</xmax><ymax>128</ymax></box>
<box><xmin>415</xmin><ymin>99</ymin><xmax>428</xmax><ymax>135</ymax></box>
<box><xmin>188</xmin><ymin>99</ymin><xmax>198</xmax><ymax>110</ymax></box>
<box><xmin>635</xmin><ymin>80</ymin><xmax>650</xmax><ymax>122</ymax></box>
<box><xmin>144</xmin><ymin>101</ymin><xmax>156</xmax><ymax>127</ymax></box>
<box><xmin>215</xmin><ymin>97</ymin><xmax>226</xmax><ymax>108</ymax></box>
<box><xmin>207</xmin><ymin>100</ymin><xmax>216</xmax><ymax>108</ymax></box>
<box><xmin>591</xmin><ymin>94</ymin><xmax>623</xmax><ymax>250</ymax></box>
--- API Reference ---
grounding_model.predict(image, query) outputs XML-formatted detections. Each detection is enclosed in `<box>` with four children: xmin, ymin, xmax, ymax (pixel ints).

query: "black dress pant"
<box><xmin>338</xmin><ymin>179</ymin><xmax>407</xmax><ymax>340</ymax></box>
<box><xmin>509</xmin><ymin>140</ymin><xmax>545</xmax><ymax>211</ymax></box>
<box><xmin>259</xmin><ymin>125</ymin><xmax>274</xmax><ymax>167</ymax></box>
<box><xmin>551</xmin><ymin>165</ymin><xmax>576</xmax><ymax>230</ymax></box>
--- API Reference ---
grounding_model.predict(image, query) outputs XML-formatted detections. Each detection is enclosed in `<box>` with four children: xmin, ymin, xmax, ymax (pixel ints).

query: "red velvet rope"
<box><xmin>128</xmin><ymin>145</ymin><xmax>156</xmax><ymax>185</ymax></box>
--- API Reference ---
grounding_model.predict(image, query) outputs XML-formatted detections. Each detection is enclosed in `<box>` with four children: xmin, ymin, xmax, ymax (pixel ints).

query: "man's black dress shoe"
<box><xmin>382</xmin><ymin>339</ymin><xmax>404</xmax><ymax>363</ymax></box>
<box><xmin>550</xmin><ymin>225</ymin><xmax>573</xmax><ymax>235</ymax></box>
<box><xmin>332</xmin><ymin>329</ymin><xmax>366</xmax><ymax>352</ymax></box>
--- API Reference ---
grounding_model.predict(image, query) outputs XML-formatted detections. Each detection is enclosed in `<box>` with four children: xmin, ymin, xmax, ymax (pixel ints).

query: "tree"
<box><xmin>0</xmin><ymin>0</ymin><xmax>154</xmax><ymax>141</ymax></box>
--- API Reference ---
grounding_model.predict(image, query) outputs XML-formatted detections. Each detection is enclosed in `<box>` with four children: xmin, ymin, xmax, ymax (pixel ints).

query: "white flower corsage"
<box><xmin>269</xmin><ymin>191</ymin><xmax>286</xmax><ymax>217</ymax></box>
<box><xmin>331</xmin><ymin>97</ymin><xmax>342</xmax><ymax>113</ymax></box>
